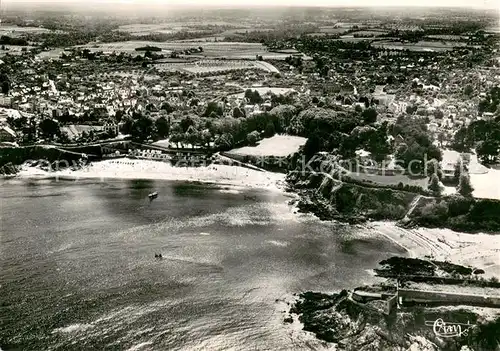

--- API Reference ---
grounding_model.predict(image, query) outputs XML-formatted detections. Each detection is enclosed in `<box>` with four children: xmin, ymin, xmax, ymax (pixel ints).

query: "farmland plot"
<box><xmin>75</xmin><ymin>41</ymin><xmax>286</xmax><ymax>59</ymax></box>
<box><xmin>0</xmin><ymin>25</ymin><xmax>64</xmax><ymax>37</ymax></box>
<box><xmin>372</xmin><ymin>40</ymin><xmax>467</xmax><ymax>52</ymax></box>
<box><xmin>155</xmin><ymin>59</ymin><xmax>280</xmax><ymax>74</ymax></box>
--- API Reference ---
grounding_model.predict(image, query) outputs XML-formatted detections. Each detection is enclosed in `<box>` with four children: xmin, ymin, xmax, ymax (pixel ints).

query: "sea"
<box><xmin>0</xmin><ymin>178</ymin><xmax>406</xmax><ymax>351</ymax></box>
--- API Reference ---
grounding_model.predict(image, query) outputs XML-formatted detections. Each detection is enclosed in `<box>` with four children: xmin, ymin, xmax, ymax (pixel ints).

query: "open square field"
<box><xmin>227</xmin><ymin>135</ymin><xmax>307</xmax><ymax>158</ymax></box>
<box><xmin>156</xmin><ymin>59</ymin><xmax>280</xmax><ymax>74</ymax></box>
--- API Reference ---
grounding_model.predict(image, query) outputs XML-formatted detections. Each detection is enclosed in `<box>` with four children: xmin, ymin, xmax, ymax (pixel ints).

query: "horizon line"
<box><xmin>2</xmin><ymin>1</ymin><xmax>500</xmax><ymax>10</ymax></box>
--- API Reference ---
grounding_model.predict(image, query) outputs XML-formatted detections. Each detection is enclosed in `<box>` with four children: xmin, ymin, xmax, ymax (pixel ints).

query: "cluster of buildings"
<box><xmin>1</xmin><ymin>27</ymin><xmax>498</xmax><ymax>156</ymax></box>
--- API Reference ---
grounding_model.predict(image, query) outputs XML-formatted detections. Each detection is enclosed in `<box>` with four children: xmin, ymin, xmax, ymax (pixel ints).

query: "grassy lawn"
<box><xmin>227</xmin><ymin>135</ymin><xmax>307</xmax><ymax>158</ymax></box>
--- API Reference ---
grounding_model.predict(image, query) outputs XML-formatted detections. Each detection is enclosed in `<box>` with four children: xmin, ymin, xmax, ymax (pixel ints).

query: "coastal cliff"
<box><xmin>290</xmin><ymin>290</ymin><xmax>500</xmax><ymax>351</ymax></box>
<box><xmin>0</xmin><ymin>145</ymin><xmax>102</xmax><ymax>169</ymax></box>
<box><xmin>288</xmin><ymin>257</ymin><xmax>500</xmax><ymax>351</ymax></box>
<box><xmin>286</xmin><ymin>168</ymin><xmax>500</xmax><ymax>233</ymax></box>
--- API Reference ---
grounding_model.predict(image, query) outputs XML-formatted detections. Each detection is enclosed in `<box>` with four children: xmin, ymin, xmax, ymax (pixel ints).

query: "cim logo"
<box><xmin>425</xmin><ymin>319</ymin><xmax>476</xmax><ymax>338</ymax></box>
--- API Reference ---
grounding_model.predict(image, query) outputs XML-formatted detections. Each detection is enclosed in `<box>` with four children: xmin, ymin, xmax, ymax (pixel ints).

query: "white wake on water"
<box><xmin>266</xmin><ymin>240</ymin><xmax>289</xmax><ymax>247</ymax></box>
<box><xmin>52</xmin><ymin>323</ymin><xmax>92</xmax><ymax>334</ymax></box>
<box><xmin>125</xmin><ymin>341</ymin><xmax>153</xmax><ymax>351</ymax></box>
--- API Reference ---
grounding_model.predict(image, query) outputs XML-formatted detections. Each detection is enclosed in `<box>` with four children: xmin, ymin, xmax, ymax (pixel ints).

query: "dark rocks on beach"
<box><xmin>1</xmin><ymin>162</ymin><xmax>19</xmax><ymax>175</ymax></box>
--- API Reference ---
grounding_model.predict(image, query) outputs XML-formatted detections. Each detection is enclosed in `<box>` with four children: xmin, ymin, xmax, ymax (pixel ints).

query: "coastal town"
<box><xmin>0</xmin><ymin>3</ymin><xmax>500</xmax><ymax>351</ymax></box>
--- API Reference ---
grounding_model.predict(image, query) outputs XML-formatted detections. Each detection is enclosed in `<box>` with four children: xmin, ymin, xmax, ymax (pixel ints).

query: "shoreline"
<box><xmin>13</xmin><ymin>157</ymin><xmax>287</xmax><ymax>192</ymax></box>
<box><xmin>10</xmin><ymin>158</ymin><xmax>500</xmax><ymax>276</ymax></box>
<box><xmin>362</xmin><ymin>221</ymin><xmax>500</xmax><ymax>278</ymax></box>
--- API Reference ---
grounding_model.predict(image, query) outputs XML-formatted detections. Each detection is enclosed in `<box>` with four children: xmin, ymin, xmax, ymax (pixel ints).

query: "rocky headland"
<box><xmin>287</xmin><ymin>257</ymin><xmax>500</xmax><ymax>351</ymax></box>
<box><xmin>286</xmin><ymin>162</ymin><xmax>500</xmax><ymax>233</ymax></box>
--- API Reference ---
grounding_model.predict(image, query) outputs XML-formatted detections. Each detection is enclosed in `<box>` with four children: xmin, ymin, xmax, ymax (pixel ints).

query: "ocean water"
<box><xmin>0</xmin><ymin>179</ymin><xmax>406</xmax><ymax>350</ymax></box>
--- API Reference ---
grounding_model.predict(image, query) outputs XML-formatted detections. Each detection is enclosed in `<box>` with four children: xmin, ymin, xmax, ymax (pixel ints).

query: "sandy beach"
<box><xmin>17</xmin><ymin>157</ymin><xmax>286</xmax><ymax>191</ymax></box>
<box><xmin>15</xmin><ymin>157</ymin><xmax>500</xmax><ymax>276</ymax></box>
<box><xmin>362</xmin><ymin>222</ymin><xmax>500</xmax><ymax>277</ymax></box>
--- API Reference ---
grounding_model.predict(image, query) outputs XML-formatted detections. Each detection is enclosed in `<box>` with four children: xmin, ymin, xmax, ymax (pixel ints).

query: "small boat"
<box><xmin>148</xmin><ymin>191</ymin><xmax>158</xmax><ymax>200</ymax></box>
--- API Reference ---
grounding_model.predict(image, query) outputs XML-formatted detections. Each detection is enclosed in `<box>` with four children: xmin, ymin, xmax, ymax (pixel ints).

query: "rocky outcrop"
<box><xmin>287</xmin><ymin>170</ymin><xmax>417</xmax><ymax>224</ymax></box>
<box><xmin>286</xmin><ymin>168</ymin><xmax>500</xmax><ymax>233</ymax></box>
<box><xmin>290</xmin><ymin>257</ymin><xmax>500</xmax><ymax>351</ymax></box>
<box><xmin>0</xmin><ymin>162</ymin><xmax>19</xmax><ymax>176</ymax></box>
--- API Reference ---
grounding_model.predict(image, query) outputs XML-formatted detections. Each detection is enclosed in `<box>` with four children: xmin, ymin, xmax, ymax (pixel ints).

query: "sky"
<box><xmin>4</xmin><ymin>0</ymin><xmax>500</xmax><ymax>8</ymax></box>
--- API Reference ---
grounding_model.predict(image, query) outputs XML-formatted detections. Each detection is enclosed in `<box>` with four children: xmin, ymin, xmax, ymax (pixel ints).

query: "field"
<box><xmin>227</xmin><ymin>135</ymin><xmax>307</xmax><ymax>158</ymax></box>
<box><xmin>155</xmin><ymin>59</ymin><xmax>280</xmax><ymax>74</ymax></box>
<box><xmin>347</xmin><ymin>29</ymin><xmax>389</xmax><ymax>37</ymax></box>
<box><xmin>76</xmin><ymin>41</ymin><xmax>288</xmax><ymax>59</ymax></box>
<box><xmin>116</xmin><ymin>22</ymin><xmax>239</xmax><ymax>36</ymax></box>
<box><xmin>318</xmin><ymin>26</ymin><xmax>348</xmax><ymax>34</ymax></box>
<box><xmin>0</xmin><ymin>25</ymin><xmax>63</xmax><ymax>37</ymax></box>
<box><xmin>426</xmin><ymin>35</ymin><xmax>469</xmax><ymax>41</ymax></box>
<box><xmin>189</xmin><ymin>27</ymin><xmax>276</xmax><ymax>42</ymax></box>
<box><xmin>0</xmin><ymin>45</ymin><xmax>35</xmax><ymax>57</ymax></box>
<box><xmin>335</xmin><ymin>37</ymin><xmax>375</xmax><ymax>42</ymax></box>
<box><xmin>372</xmin><ymin>40</ymin><xmax>467</xmax><ymax>52</ymax></box>
<box><xmin>485</xmin><ymin>26</ymin><xmax>500</xmax><ymax>34</ymax></box>
<box><xmin>77</xmin><ymin>41</ymin><xmax>174</xmax><ymax>54</ymax></box>
<box><xmin>36</xmin><ymin>48</ymin><xmax>71</xmax><ymax>59</ymax></box>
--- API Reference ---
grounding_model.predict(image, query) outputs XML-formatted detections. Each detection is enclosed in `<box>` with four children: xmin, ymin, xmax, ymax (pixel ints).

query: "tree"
<box><xmin>457</xmin><ymin>173</ymin><xmax>474</xmax><ymax>197</ymax></box>
<box><xmin>450</xmin><ymin>127</ymin><xmax>472</xmax><ymax>152</ymax></box>
<box><xmin>160</xmin><ymin>102</ymin><xmax>175</xmax><ymax>114</ymax></box>
<box><xmin>39</xmin><ymin>119</ymin><xmax>60</xmax><ymax>140</ymax></box>
<box><xmin>245</xmin><ymin>89</ymin><xmax>263</xmax><ymax>105</ymax></box>
<box><xmin>426</xmin><ymin>158</ymin><xmax>442</xmax><ymax>179</ymax></box>
<box><xmin>7</xmin><ymin>116</ymin><xmax>27</xmax><ymax>131</ymax></box>
<box><xmin>155</xmin><ymin>117</ymin><xmax>170</xmax><ymax>139</ymax></box>
<box><xmin>247</xmin><ymin>131</ymin><xmax>260</xmax><ymax>145</ymax></box>
<box><xmin>362</xmin><ymin>108</ymin><xmax>377</xmax><ymax>124</ymax></box>
<box><xmin>453</xmin><ymin>160</ymin><xmax>467</xmax><ymax>184</ymax></box>
<box><xmin>185</xmin><ymin>127</ymin><xmax>200</xmax><ymax>147</ymax></box>
<box><xmin>200</xmin><ymin>129</ymin><xmax>212</xmax><ymax>148</ymax></box>
<box><xmin>477</xmin><ymin>138</ymin><xmax>499</xmax><ymax>164</ymax></box>
<box><xmin>406</xmin><ymin>105</ymin><xmax>417</xmax><ymax>115</ymax></box>
<box><xmin>433</xmin><ymin>109</ymin><xmax>444</xmax><ymax>119</ymax></box>
<box><xmin>428</xmin><ymin>173</ymin><xmax>442</xmax><ymax>196</ymax></box>
<box><xmin>114</xmin><ymin>110</ymin><xmax>125</xmax><ymax>123</ymax></box>
<box><xmin>1</xmin><ymin>80</ymin><xmax>9</xmax><ymax>95</ymax></box>
<box><xmin>303</xmin><ymin>131</ymin><xmax>324</xmax><ymax>161</ymax></box>
<box><xmin>122</xmin><ymin>117</ymin><xmax>134</xmax><ymax>135</ymax></box>
<box><xmin>169</xmin><ymin>133</ymin><xmax>183</xmax><ymax>148</ymax></box>
<box><xmin>204</xmin><ymin>101</ymin><xmax>223</xmax><ymax>117</ymax></box>
<box><xmin>269</xmin><ymin>104</ymin><xmax>296</xmax><ymax>132</ymax></box>
<box><xmin>232</xmin><ymin>107</ymin><xmax>245</xmax><ymax>118</ymax></box>
<box><xmin>57</xmin><ymin>131</ymin><xmax>71</xmax><ymax>144</ymax></box>
<box><xmin>214</xmin><ymin>133</ymin><xmax>234</xmax><ymax>151</ymax></box>
<box><xmin>264</xmin><ymin>121</ymin><xmax>276</xmax><ymax>138</ymax></box>
<box><xmin>131</xmin><ymin>115</ymin><xmax>154</xmax><ymax>142</ymax></box>
<box><xmin>180</xmin><ymin>115</ymin><xmax>196</xmax><ymax>133</ymax></box>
